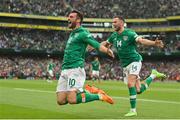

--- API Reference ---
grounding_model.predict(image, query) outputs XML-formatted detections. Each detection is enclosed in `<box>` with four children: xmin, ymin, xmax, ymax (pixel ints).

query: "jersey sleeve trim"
<box><xmin>135</xmin><ymin>36</ymin><xmax>143</xmax><ymax>42</ymax></box>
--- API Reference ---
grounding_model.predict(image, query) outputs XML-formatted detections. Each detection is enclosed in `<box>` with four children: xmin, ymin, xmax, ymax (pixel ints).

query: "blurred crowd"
<box><xmin>0</xmin><ymin>0</ymin><xmax>179</xmax><ymax>18</ymax></box>
<box><xmin>0</xmin><ymin>28</ymin><xmax>179</xmax><ymax>54</ymax></box>
<box><xmin>0</xmin><ymin>56</ymin><xmax>61</xmax><ymax>80</ymax></box>
<box><xmin>0</xmin><ymin>28</ymin><xmax>68</xmax><ymax>52</ymax></box>
<box><xmin>0</xmin><ymin>0</ymin><xmax>69</xmax><ymax>16</ymax></box>
<box><xmin>86</xmin><ymin>59</ymin><xmax>180</xmax><ymax>81</ymax></box>
<box><xmin>0</xmin><ymin>0</ymin><xmax>179</xmax><ymax>82</ymax></box>
<box><xmin>140</xmin><ymin>61</ymin><xmax>180</xmax><ymax>81</ymax></box>
<box><xmin>0</xmin><ymin>56</ymin><xmax>179</xmax><ymax>81</ymax></box>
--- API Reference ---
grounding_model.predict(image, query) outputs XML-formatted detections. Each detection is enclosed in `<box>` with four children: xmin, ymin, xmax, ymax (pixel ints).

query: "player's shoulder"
<box><xmin>124</xmin><ymin>28</ymin><xmax>136</xmax><ymax>33</ymax></box>
<box><xmin>111</xmin><ymin>31</ymin><xmax>118</xmax><ymax>35</ymax></box>
<box><xmin>79</xmin><ymin>26</ymin><xmax>89</xmax><ymax>33</ymax></box>
<box><xmin>124</xmin><ymin>28</ymin><xmax>137</xmax><ymax>36</ymax></box>
<box><xmin>79</xmin><ymin>27</ymin><xmax>91</xmax><ymax>36</ymax></box>
<box><xmin>108</xmin><ymin>32</ymin><xmax>118</xmax><ymax>38</ymax></box>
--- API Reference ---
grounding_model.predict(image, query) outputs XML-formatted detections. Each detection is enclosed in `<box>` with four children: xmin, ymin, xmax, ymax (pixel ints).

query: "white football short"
<box><xmin>48</xmin><ymin>70</ymin><xmax>54</xmax><ymax>77</ymax></box>
<box><xmin>123</xmin><ymin>61</ymin><xmax>142</xmax><ymax>84</ymax></box>
<box><xmin>56</xmin><ymin>67</ymin><xmax>85</xmax><ymax>92</ymax></box>
<box><xmin>92</xmin><ymin>70</ymin><xmax>99</xmax><ymax>77</ymax></box>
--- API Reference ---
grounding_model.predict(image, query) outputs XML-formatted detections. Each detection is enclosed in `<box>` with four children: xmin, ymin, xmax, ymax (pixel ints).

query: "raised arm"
<box><xmin>136</xmin><ymin>37</ymin><xmax>164</xmax><ymax>48</ymax></box>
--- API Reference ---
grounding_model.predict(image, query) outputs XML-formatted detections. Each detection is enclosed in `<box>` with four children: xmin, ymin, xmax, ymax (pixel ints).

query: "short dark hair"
<box><xmin>70</xmin><ymin>10</ymin><xmax>83</xmax><ymax>24</ymax></box>
<box><xmin>113</xmin><ymin>16</ymin><xmax>125</xmax><ymax>23</ymax></box>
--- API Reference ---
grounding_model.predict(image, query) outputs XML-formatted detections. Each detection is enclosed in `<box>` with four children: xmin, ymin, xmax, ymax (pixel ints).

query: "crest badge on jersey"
<box><xmin>123</xmin><ymin>36</ymin><xmax>128</xmax><ymax>41</ymax></box>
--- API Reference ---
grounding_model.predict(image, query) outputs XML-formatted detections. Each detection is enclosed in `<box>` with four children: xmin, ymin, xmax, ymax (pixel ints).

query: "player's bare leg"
<box><xmin>125</xmin><ymin>74</ymin><xmax>137</xmax><ymax>117</ymax></box>
<box><xmin>58</xmin><ymin>88</ymin><xmax>114</xmax><ymax>105</ymax></box>
<box><xmin>56</xmin><ymin>92</ymin><xmax>68</xmax><ymax>105</ymax></box>
<box><xmin>135</xmin><ymin>78</ymin><xmax>141</xmax><ymax>93</ymax></box>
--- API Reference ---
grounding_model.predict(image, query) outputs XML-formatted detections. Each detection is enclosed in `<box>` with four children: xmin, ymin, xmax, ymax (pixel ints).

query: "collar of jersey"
<box><xmin>116</xmin><ymin>28</ymin><xmax>127</xmax><ymax>35</ymax></box>
<box><xmin>72</xmin><ymin>26</ymin><xmax>83</xmax><ymax>33</ymax></box>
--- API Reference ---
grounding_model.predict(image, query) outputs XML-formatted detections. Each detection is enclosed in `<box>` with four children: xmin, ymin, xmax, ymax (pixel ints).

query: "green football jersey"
<box><xmin>107</xmin><ymin>28</ymin><xmax>142</xmax><ymax>67</ymax></box>
<box><xmin>91</xmin><ymin>60</ymin><xmax>100</xmax><ymax>71</ymax></box>
<box><xmin>62</xmin><ymin>26</ymin><xmax>100</xmax><ymax>70</ymax></box>
<box><xmin>48</xmin><ymin>63</ymin><xmax>55</xmax><ymax>71</ymax></box>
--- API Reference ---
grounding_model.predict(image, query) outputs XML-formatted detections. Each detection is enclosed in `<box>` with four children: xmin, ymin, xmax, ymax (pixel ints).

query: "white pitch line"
<box><xmin>113</xmin><ymin>96</ymin><xmax>180</xmax><ymax>105</ymax></box>
<box><xmin>14</xmin><ymin>88</ymin><xmax>180</xmax><ymax>105</ymax></box>
<box><xmin>14</xmin><ymin>88</ymin><xmax>54</xmax><ymax>93</ymax></box>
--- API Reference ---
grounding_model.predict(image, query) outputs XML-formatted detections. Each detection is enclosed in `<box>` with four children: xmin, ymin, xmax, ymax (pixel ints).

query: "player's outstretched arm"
<box><xmin>101</xmin><ymin>41</ymin><xmax>112</xmax><ymax>48</ymax></box>
<box><xmin>99</xmin><ymin>45</ymin><xmax>114</xmax><ymax>58</ymax></box>
<box><xmin>87</xmin><ymin>45</ymin><xmax>95</xmax><ymax>52</ymax></box>
<box><xmin>86</xmin><ymin>36</ymin><xmax>114</xmax><ymax>58</ymax></box>
<box><xmin>137</xmin><ymin>37</ymin><xmax>164</xmax><ymax>48</ymax></box>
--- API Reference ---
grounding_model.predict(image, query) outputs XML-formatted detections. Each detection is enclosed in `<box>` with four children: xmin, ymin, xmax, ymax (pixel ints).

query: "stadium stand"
<box><xmin>0</xmin><ymin>28</ymin><xmax>179</xmax><ymax>53</ymax></box>
<box><xmin>0</xmin><ymin>56</ymin><xmax>61</xmax><ymax>80</ymax></box>
<box><xmin>0</xmin><ymin>0</ymin><xmax>179</xmax><ymax>81</ymax></box>
<box><xmin>0</xmin><ymin>0</ymin><xmax>180</xmax><ymax>18</ymax></box>
<box><xmin>0</xmin><ymin>56</ymin><xmax>179</xmax><ymax>81</ymax></box>
<box><xmin>0</xmin><ymin>28</ymin><xmax>67</xmax><ymax>51</ymax></box>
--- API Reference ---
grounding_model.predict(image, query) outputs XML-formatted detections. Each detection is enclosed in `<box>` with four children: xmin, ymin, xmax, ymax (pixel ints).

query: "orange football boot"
<box><xmin>85</xmin><ymin>84</ymin><xmax>105</xmax><ymax>94</ymax></box>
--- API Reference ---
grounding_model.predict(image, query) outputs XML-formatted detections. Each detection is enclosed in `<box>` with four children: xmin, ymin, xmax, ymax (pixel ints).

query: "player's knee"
<box><xmin>67</xmin><ymin>98</ymin><xmax>77</xmax><ymax>104</ymax></box>
<box><xmin>127</xmin><ymin>82</ymin><xmax>134</xmax><ymax>88</ymax></box>
<box><xmin>57</xmin><ymin>100</ymin><xmax>67</xmax><ymax>105</ymax></box>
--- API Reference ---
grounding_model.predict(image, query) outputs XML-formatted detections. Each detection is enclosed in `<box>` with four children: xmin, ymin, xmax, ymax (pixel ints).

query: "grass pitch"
<box><xmin>0</xmin><ymin>79</ymin><xmax>180</xmax><ymax>119</ymax></box>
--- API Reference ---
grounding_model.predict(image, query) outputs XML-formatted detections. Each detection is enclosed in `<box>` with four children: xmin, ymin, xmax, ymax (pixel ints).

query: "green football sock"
<box><xmin>76</xmin><ymin>91</ymin><xmax>100</xmax><ymax>104</ymax></box>
<box><xmin>145</xmin><ymin>76</ymin><xmax>153</xmax><ymax>86</ymax></box>
<box><xmin>138</xmin><ymin>77</ymin><xmax>153</xmax><ymax>94</ymax></box>
<box><xmin>138</xmin><ymin>84</ymin><xmax>146</xmax><ymax>94</ymax></box>
<box><xmin>129</xmin><ymin>87</ymin><xmax>137</xmax><ymax>109</ymax></box>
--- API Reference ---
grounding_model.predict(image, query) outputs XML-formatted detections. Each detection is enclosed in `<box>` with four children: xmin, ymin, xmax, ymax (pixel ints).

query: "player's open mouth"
<box><xmin>68</xmin><ymin>21</ymin><xmax>72</xmax><ymax>24</ymax></box>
